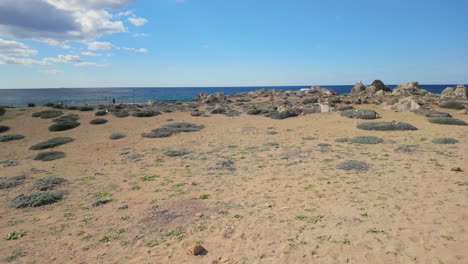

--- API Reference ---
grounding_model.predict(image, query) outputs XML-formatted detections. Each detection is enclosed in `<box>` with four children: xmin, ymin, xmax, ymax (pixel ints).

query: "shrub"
<box><xmin>356</xmin><ymin>109</ymin><xmax>378</xmax><ymax>120</ymax></box>
<box><xmin>395</xmin><ymin>145</ymin><xmax>417</xmax><ymax>152</ymax></box>
<box><xmin>95</xmin><ymin>111</ymin><xmax>107</xmax><ymax>116</ymax></box>
<box><xmin>335</xmin><ymin>138</ymin><xmax>348</xmax><ymax>142</ymax></box>
<box><xmin>78</xmin><ymin>106</ymin><xmax>94</xmax><ymax>111</ymax></box>
<box><xmin>438</xmin><ymin>101</ymin><xmax>465</xmax><ymax>110</ymax></box>
<box><xmin>264</xmin><ymin>142</ymin><xmax>280</xmax><ymax>147</ymax></box>
<box><xmin>132</xmin><ymin>110</ymin><xmax>161</xmax><ymax>117</ymax></box>
<box><xmin>66</xmin><ymin>106</ymin><xmax>79</xmax><ymax>110</ymax></box>
<box><xmin>9</xmin><ymin>191</ymin><xmax>63</xmax><ymax>208</ymax></box>
<box><xmin>32</xmin><ymin>176</ymin><xmax>66</xmax><ymax>190</ymax></box>
<box><xmin>114</xmin><ymin>111</ymin><xmax>129</xmax><ymax>118</ymax></box>
<box><xmin>225</xmin><ymin>110</ymin><xmax>241</xmax><ymax>117</ymax></box>
<box><xmin>412</xmin><ymin>109</ymin><xmax>451</xmax><ymax>118</ymax></box>
<box><xmin>340</xmin><ymin>109</ymin><xmax>355</xmax><ymax>118</ymax></box>
<box><xmin>336</xmin><ymin>160</ymin><xmax>370</xmax><ymax>171</ymax></box>
<box><xmin>428</xmin><ymin>117</ymin><xmax>467</xmax><ymax>126</ymax></box>
<box><xmin>338</xmin><ymin>105</ymin><xmax>354</xmax><ymax>111</ymax></box>
<box><xmin>142</xmin><ymin>130</ymin><xmax>173</xmax><ymax>138</ymax></box>
<box><xmin>357</xmin><ymin>121</ymin><xmax>417</xmax><ymax>131</ymax></box>
<box><xmin>162</xmin><ymin>122</ymin><xmax>204</xmax><ymax>132</ymax></box>
<box><xmin>0</xmin><ymin>125</ymin><xmax>10</xmax><ymax>133</ymax></box>
<box><xmin>48</xmin><ymin>121</ymin><xmax>80</xmax><ymax>131</ymax></box>
<box><xmin>52</xmin><ymin>114</ymin><xmax>79</xmax><ymax>122</ymax></box>
<box><xmin>163</xmin><ymin>150</ymin><xmax>189</xmax><ymax>157</ymax></box>
<box><xmin>318</xmin><ymin>143</ymin><xmax>331</xmax><ymax>147</ymax></box>
<box><xmin>29</xmin><ymin>137</ymin><xmax>74</xmax><ymax>150</ymax></box>
<box><xmin>0</xmin><ymin>107</ymin><xmax>5</xmax><ymax>116</ymax></box>
<box><xmin>90</xmin><ymin>118</ymin><xmax>108</xmax><ymax>125</ymax></box>
<box><xmin>0</xmin><ymin>175</ymin><xmax>26</xmax><ymax>189</ymax></box>
<box><xmin>191</xmin><ymin>111</ymin><xmax>204</xmax><ymax>116</ymax></box>
<box><xmin>302</xmin><ymin>98</ymin><xmax>318</xmax><ymax>104</ymax></box>
<box><xmin>32</xmin><ymin>110</ymin><xmax>63</xmax><ymax>119</ymax></box>
<box><xmin>348</xmin><ymin>136</ymin><xmax>384</xmax><ymax>144</ymax></box>
<box><xmin>247</xmin><ymin>109</ymin><xmax>262</xmax><ymax>115</ymax></box>
<box><xmin>431</xmin><ymin>138</ymin><xmax>459</xmax><ymax>144</ymax></box>
<box><xmin>34</xmin><ymin>151</ymin><xmax>66</xmax><ymax>161</ymax></box>
<box><xmin>110</xmin><ymin>133</ymin><xmax>126</xmax><ymax>140</ymax></box>
<box><xmin>0</xmin><ymin>134</ymin><xmax>24</xmax><ymax>142</ymax></box>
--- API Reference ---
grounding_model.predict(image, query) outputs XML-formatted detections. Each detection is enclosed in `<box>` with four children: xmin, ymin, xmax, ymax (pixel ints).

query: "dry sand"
<box><xmin>0</xmin><ymin>104</ymin><xmax>467</xmax><ymax>264</ymax></box>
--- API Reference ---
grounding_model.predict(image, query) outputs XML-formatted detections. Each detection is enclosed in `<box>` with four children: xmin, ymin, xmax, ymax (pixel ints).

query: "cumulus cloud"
<box><xmin>81</xmin><ymin>51</ymin><xmax>101</xmax><ymax>56</ymax></box>
<box><xmin>128</xmin><ymin>17</ymin><xmax>148</xmax><ymax>26</ymax></box>
<box><xmin>118</xmin><ymin>47</ymin><xmax>148</xmax><ymax>53</ymax></box>
<box><xmin>0</xmin><ymin>38</ymin><xmax>48</xmax><ymax>66</ymax></box>
<box><xmin>39</xmin><ymin>69</ymin><xmax>64</xmax><ymax>75</ymax></box>
<box><xmin>87</xmin><ymin>41</ymin><xmax>113</xmax><ymax>50</ymax></box>
<box><xmin>44</xmin><ymin>54</ymin><xmax>100</xmax><ymax>66</ymax></box>
<box><xmin>0</xmin><ymin>0</ymin><xmax>135</xmax><ymax>44</ymax></box>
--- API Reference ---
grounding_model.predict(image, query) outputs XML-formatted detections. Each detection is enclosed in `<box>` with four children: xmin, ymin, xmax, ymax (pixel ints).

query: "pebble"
<box><xmin>188</xmin><ymin>245</ymin><xmax>206</xmax><ymax>256</ymax></box>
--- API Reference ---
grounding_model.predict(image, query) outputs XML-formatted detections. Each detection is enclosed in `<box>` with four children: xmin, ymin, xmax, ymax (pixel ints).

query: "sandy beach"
<box><xmin>0</xmin><ymin>91</ymin><xmax>467</xmax><ymax>263</ymax></box>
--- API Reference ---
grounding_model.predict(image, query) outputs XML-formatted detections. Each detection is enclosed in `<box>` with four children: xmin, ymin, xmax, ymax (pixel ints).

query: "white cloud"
<box><xmin>44</xmin><ymin>54</ymin><xmax>100</xmax><ymax>66</ymax></box>
<box><xmin>39</xmin><ymin>69</ymin><xmax>63</xmax><ymax>75</ymax></box>
<box><xmin>0</xmin><ymin>38</ymin><xmax>49</xmax><ymax>66</ymax></box>
<box><xmin>119</xmin><ymin>47</ymin><xmax>148</xmax><ymax>53</ymax></box>
<box><xmin>81</xmin><ymin>51</ymin><xmax>101</xmax><ymax>56</ymax></box>
<box><xmin>128</xmin><ymin>17</ymin><xmax>148</xmax><ymax>26</ymax></box>
<box><xmin>87</xmin><ymin>41</ymin><xmax>113</xmax><ymax>50</ymax></box>
<box><xmin>133</xmin><ymin>33</ymin><xmax>150</xmax><ymax>37</ymax></box>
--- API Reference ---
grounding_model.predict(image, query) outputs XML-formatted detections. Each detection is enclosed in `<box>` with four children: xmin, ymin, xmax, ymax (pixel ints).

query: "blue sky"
<box><xmin>0</xmin><ymin>0</ymin><xmax>467</xmax><ymax>88</ymax></box>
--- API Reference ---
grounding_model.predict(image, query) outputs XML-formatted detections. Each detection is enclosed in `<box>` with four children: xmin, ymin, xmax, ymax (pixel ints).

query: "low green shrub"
<box><xmin>395</xmin><ymin>145</ymin><xmax>417</xmax><ymax>152</ymax></box>
<box><xmin>163</xmin><ymin>150</ymin><xmax>189</xmax><ymax>157</ymax></box>
<box><xmin>438</xmin><ymin>101</ymin><xmax>465</xmax><ymax>110</ymax></box>
<box><xmin>48</xmin><ymin>121</ymin><xmax>80</xmax><ymax>131</ymax></box>
<box><xmin>348</xmin><ymin>136</ymin><xmax>384</xmax><ymax>144</ymax></box>
<box><xmin>95</xmin><ymin>111</ymin><xmax>107</xmax><ymax>116</ymax></box>
<box><xmin>336</xmin><ymin>160</ymin><xmax>370</xmax><ymax>171</ymax></box>
<box><xmin>29</xmin><ymin>137</ymin><xmax>74</xmax><ymax>150</ymax></box>
<box><xmin>338</xmin><ymin>105</ymin><xmax>354</xmax><ymax>111</ymax></box>
<box><xmin>110</xmin><ymin>133</ymin><xmax>126</xmax><ymax>140</ymax></box>
<box><xmin>78</xmin><ymin>106</ymin><xmax>94</xmax><ymax>111</ymax></box>
<box><xmin>32</xmin><ymin>176</ymin><xmax>66</xmax><ymax>190</ymax></box>
<box><xmin>90</xmin><ymin>118</ymin><xmax>108</xmax><ymax>125</ymax></box>
<box><xmin>0</xmin><ymin>134</ymin><xmax>24</xmax><ymax>142</ymax></box>
<box><xmin>34</xmin><ymin>151</ymin><xmax>66</xmax><ymax>161</ymax></box>
<box><xmin>32</xmin><ymin>110</ymin><xmax>63</xmax><ymax>119</ymax></box>
<box><xmin>52</xmin><ymin>114</ymin><xmax>79</xmax><ymax>122</ymax></box>
<box><xmin>428</xmin><ymin>117</ymin><xmax>467</xmax><ymax>126</ymax></box>
<box><xmin>0</xmin><ymin>125</ymin><xmax>10</xmax><ymax>133</ymax></box>
<box><xmin>0</xmin><ymin>175</ymin><xmax>26</xmax><ymax>189</ymax></box>
<box><xmin>9</xmin><ymin>191</ymin><xmax>63</xmax><ymax>208</ymax></box>
<box><xmin>113</xmin><ymin>111</ymin><xmax>129</xmax><ymax>118</ymax></box>
<box><xmin>412</xmin><ymin>109</ymin><xmax>451</xmax><ymax>118</ymax></box>
<box><xmin>357</xmin><ymin>121</ymin><xmax>417</xmax><ymax>131</ymax></box>
<box><xmin>132</xmin><ymin>110</ymin><xmax>161</xmax><ymax>117</ymax></box>
<box><xmin>247</xmin><ymin>109</ymin><xmax>262</xmax><ymax>115</ymax></box>
<box><xmin>431</xmin><ymin>138</ymin><xmax>459</xmax><ymax>144</ymax></box>
<box><xmin>356</xmin><ymin>109</ymin><xmax>378</xmax><ymax>120</ymax></box>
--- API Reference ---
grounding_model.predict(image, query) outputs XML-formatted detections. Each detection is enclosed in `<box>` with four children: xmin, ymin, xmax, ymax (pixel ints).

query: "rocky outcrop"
<box><xmin>392</xmin><ymin>82</ymin><xmax>428</xmax><ymax>96</ymax></box>
<box><xmin>386</xmin><ymin>97</ymin><xmax>421</xmax><ymax>111</ymax></box>
<box><xmin>194</xmin><ymin>92</ymin><xmax>227</xmax><ymax>104</ymax></box>
<box><xmin>351</xmin><ymin>80</ymin><xmax>391</xmax><ymax>95</ymax></box>
<box><xmin>300</xmin><ymin>86</ymin><xmax>337</xmax><ymax>96</ymax></box>
<box><xmin>440</xmin><ymin>85</ymin><xmax>467</xmax><ymax>100</ymax></box>
<box><xmin>350</xmin><ymin>82</ymin><xmax>366</xmax><ymax>95</ymax></box>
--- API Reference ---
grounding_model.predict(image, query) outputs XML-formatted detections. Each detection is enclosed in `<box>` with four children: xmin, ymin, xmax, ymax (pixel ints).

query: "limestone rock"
<box><xmin>440</xmin><ymin>85</ymin><xmax>467</xmax><ymax>100</ymax></box>
<box><xmin>194</xmin><ymin>92</ymin><xmax>227</xmax><ymax>104</ymax></box>
<box><xmin>350</xmin><ymin>82</ymin><xmax>366</xmax><ymax>95</ymax></box>
<box><xmin>387</xmin><ymin>97</ymin><xmax>421</xmax><ymax>111</ymax></box>
<box><xmin>392</xmin><ymin>82</ymin><xmax>428</xmax><ymax>96</ymax></box>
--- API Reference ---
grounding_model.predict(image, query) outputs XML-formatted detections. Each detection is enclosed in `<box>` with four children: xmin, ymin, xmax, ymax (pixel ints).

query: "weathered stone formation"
<box><xmin>386</xmin><ymin>96</ymin><xmax>421</xmax><ymax>111</ymax></box>
<box><xmin>350</xmin><ymin>80</ymin><xmax>391</xmax><ymax>95</ymax></box>
<box><xmin>350</xmin><ymin>82</ymin><xmax>366</xmax><ymax>95</ymax></box>
<box><xmin>194</xmin><ymin>92</ymin><xmax>227</xmax><ymax>104</ymax></box>
<box><xmin>299</xmin><ymin>86</ymin><xmax>337</xmax><ymax>96</ymax></box>
<box><xmin>440</xmin><ymin>85</ymin><xmax>467</xmax><ymax>100</ymax></box>
<box><xmin>392</xmin><ymin>82</ymin><xmax>428</xmax><ymax>97</ymax></box>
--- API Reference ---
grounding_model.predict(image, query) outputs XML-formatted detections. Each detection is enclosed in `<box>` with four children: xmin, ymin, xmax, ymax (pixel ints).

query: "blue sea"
<box><xmin>0</xmin><ymin>84</ymin><xmax>460</xmax><ymax>107</ymax></box>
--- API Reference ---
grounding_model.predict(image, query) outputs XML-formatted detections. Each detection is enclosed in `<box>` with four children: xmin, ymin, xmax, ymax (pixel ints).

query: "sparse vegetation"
<box><xmin>29</xmin><ymin>137</ymin><xmax>74</xmax><ymax>150</ymax></box>
<box><xmin>109</xmin><ymin>133</ymin><xmax>126</xmax><ymax>140</ymax></box>
<box><xmin>0</xmin><ymin>175</ymin><xmax>26</xmax><ymax>189</ymax></box>
<box><xmin>48</xmin><ymin>121</ymin><xmax>80</xmax><ymax>131</ymax></box>
<box><xmin>90</xmin><ymin>118</ymin><xmax>108</xmax><ymax>125</ymax></box>
<box><xmin>9</xmin><ymin>190</ymin><xmax>63</xmax><ymax>208</ymax></box>
<box><xmin>395</xmin><ymin>145</ymin><xmax>417</xmax><ymax>152</ymax></box>
<box><xmin>32</xmin><ymin>110</ymin><xmax>63</xmax><ymax>119</ymax></box>
<box><xmin>357</xmin><ymin>121</ymin><xmax>417</xmax><ymax>131</ymax></box>
<box><xmin>34</xmin><ymin>151</ymin><xmax>66</xmax><ymax>161</ymax></box>
<box><xmin>428</xmin><ymin>117</ymin><xmax>467</xmax><ymax>126</ymax></box>
<box><xmin>431</xmin><ymin>138</ymin><xmax>459</xmax><ymax>144</ymax></box>
<box><xmin>348</xmin><ymin>136</ymin><xmax>384</xmax><ymax>144</ymax></box>
<box><xmin>336</xmin><ymin>160</ymin><xmax>370</xmax><ymax>171</ymax></box>
<box><xmin>438</xmin><ymin>101</ymin><xmax>465</xmax><ymax>110</ymax></box>
<box><xmin>32</xmin><ymin>176</ymin><xmax>66</xmax><ymax>190</ymax></box>
<box><xmin>0</xmin><ymin>134</ymin><xmax>24</xmax><ymax>142</ymax></box>
<box><xmin>0</xmin><ymin>125</ymin><xmax>10</xmax><ymax>133</ymax></box>
<box><xmin>163</xmin><ymin>150</ymin><xmax>189</xmax><ymax>157</ymax></box>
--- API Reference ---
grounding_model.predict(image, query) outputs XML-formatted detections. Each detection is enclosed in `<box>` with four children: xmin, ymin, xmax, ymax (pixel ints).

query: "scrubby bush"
<box><xmin>0</xmin><ymin>175</ymin><xmax>26</xmax><ymax>189</ymax></box>
<box><xmin>113</xmin><ymin>111</ymin><xmax>129</xmax><ymax>118</ymax></box>
<box><xmin>269</xmin><ymin>108</ymin><xmax>301</xmax><ymax>120</ymax></box>
<box><xmin>29</xmin><ymin>137</ymin><xmax>74</xmax><ymax>150</ymax></box>
<box><xmin>95</xmin><ymin>110</ymin><xmax>107</xmax><ymax>116</ymax></box>
<box><xmin>0</xmin><ymin>134</ymin><xmax>24</xmax><ymax>142</ymax></box>
<box><xmin>0</xmin><ymin>125</ymin><xmax>10</xmax><ymax>133</ymax></box>
<box><xmin>52</xmin><ymin>114</ymin><xmax>79</xmax><ymax>122</ymax></box>
<box><xmin>412</xmin><ymin>109</ymin><xmax>451</xmax><ymax>118</ymax></box>
<box><xmin>357</xmin><ymin>121</ymin><xmax>417</xmax><ymax>131</ymax></box>
<box><xmin>340</xmin><ymin>109</ymin><xmax>355</xmax><ymax>118</ymax></box>
<box><xmin>336</xmin><ymin>160</ymin><xmax>370</xmax><ymax>171</ymax></box>
<box><xmin>431</xmin><ymin>138</ymin><xmax>459</xmax><ymax>144</ymax></box>
<box><xmin>34</xmin><ymin>151</ymin><xmax>66</xmax><ymax>161</ymax></box>
<box><xmin>348</xmin><ymin>136</ymin><xmax>384</xmax><ymax>144</ymax></box>
<box><xmin>428</xmin><ymin>117</ymin><xmax>467</xmax><ymax>126</ymax></box>
<box><xmin>48</xmin><ymin>121</ymin><xmax>80</xmax><ymax>131</ymax></box>
<box><xmin>191</xmin><ymin>110</ymin><xmax>204</xmax><ymax>116</ymax></box>
<box><xmin>143</xmin><ymin>122</ymin><xmax>204</xmax><ymax>138</ymax></box>
<box><xmin>9</xmin><ymin>190</ymin><xmax>63</xmax><ymax>208</ymax></box>
<box><xmin>318</xmin><ymin>143</ymin><xmax>331</xmax><ymax>147</ymax></box>
<box><xmin>110</xmin><ymin>133</ymin><xmax>126</xmax><ymax>140</ymax></box>
<box><xmin>132</xmin><ymin>110</ymin><xmax>161</xmax><ymax>117</ymax></box>
<box><xmin>335</xmin><ymin>138</ymin><xmax>348</xmax><ymax>142</ymax></box>
<box><xmin>356</xmin><ymin>109</ymin><xmax>378</xmax><ymax>120</ymax></box>
<box><xmin>395</xmin><ymin>145</ymin><xmax>417</xmax><ymax>152</ymax></box>
<box><xmin>90</xmin><ymin>118</ymin><xmax>108</xmax><ymax>125</ymax></box>
<box><xmin>438</xmin><ymin>101</ymin><xmax>465</xmax><ymax>110</ymax></box>
<box><xmin>66</xmin><ymin>106</ymin><xmax>79</xmax><ymax>110</ymax></box>
<box><xmin>264</xmin><ymin>142</ymin><xmax>280</xmax><ymax>147</ymax></box>
<box><xmin>247</xmin><ymin>109</ymin><xmax>262</xmax><ymax>115</ymax></box>
<box><xmin>32</xmin><ymin>110</ymin><xmax>63</xmax><ymax>119</ymax></box>
<box><xmin>0</xmin><ymin>107</ymin><xmax>5</xmax><ymax>116</ymax></box>
<box><xmin>338</xmin><ymin>105</ymin><xmax>354</xmax><ymax>111</ymax></box>
<box><xmin>78</xmin><ymin>106</ymin><xmax>94</xmax><ymax>111</ymax></box>
<box><xmin>163</xmin><ymin>150</ymin><xmax>189</xmax><ymax>157</ymax></box>
<box><xmin>32</xmin><ymin>176</ymin><xmax>66</xmax><ymax>190</ymax></box>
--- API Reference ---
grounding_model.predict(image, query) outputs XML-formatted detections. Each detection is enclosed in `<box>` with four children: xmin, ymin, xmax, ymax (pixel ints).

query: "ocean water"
<box><xmin>0</xmin><ymin>84</ymin><xmax>460</xmax><ymax>107</ymax></box>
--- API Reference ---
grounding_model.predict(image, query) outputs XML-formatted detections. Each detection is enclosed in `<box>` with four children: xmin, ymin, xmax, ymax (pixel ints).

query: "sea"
<box><xmin>0</xmin><ymin>84</ymin><xmax>461</xmax><ymax>107</ymax></box>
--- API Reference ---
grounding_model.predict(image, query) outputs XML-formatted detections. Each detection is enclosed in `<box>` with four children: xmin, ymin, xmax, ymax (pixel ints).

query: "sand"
<box><xmin>0</xmin><ymin>104</ymin><xmax>467</xmax><ymax>264</ymax></box>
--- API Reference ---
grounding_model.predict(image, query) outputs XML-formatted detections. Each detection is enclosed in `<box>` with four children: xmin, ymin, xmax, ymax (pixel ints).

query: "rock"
<box><xmin>387</xmin><ymin>97</ymin><xmax>421</xmax><ymax>111</ymax></box>
<box><xmin>188</xmin><ymin>245</ymin><xmax>207</xmax><ymax>256</ymax></box>
<box><xmin>440</xmin><ymin>85</ymin><xmax>467</xmax><ymax>100</ymax></box>
<box><xmin>392</xmin><ymin>82</ymin><xmax>428</xmax><ymax>96</ymax></box>
<box><xmin>210</xmin><ymin>104</ymin><xmax>227</xmax><ymax>114</ymax></box>
<box><xmin>195</xmin><ymin>92</ymin><xmax>227</xmax><ymax>104</ymax></box>
<box><xmin>355</xmin><ymin>109</ymin><xmax>378</xmax><ymax>119</ymax></box>
<box><xmin>350</xmin><ymin>82</ymin><xmax>366</xmax><ymax>95</ymax></box>
<box><xmin>370</xmin><ymin>80</ymin><xmax>391</xmax><ymax>92</ymax></box>
<box><xmin>145</xmin><ymin>100</ymin><xmax>156</xmax><ymax>106</ymax></box>
<box><xmin>450</xmin><ymin>167</ymin><xmax>462</xmax><ymax>172</ymax></box>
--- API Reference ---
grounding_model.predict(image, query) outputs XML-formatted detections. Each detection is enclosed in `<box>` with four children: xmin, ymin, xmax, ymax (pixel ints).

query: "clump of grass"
<box><xmin>266</xmin><ymin>131</ymin><xmax>278</xmax><ymax>135</ymax></box>
<box><xmin>438</xmin><ymin>101</ymin><xmax>465</xmax><ymax>110</ymax></box>
<box><xmin>264</xmin><ymin>142</ymin><xmax>280</xmax><ymax>147</ymax></box>
<box><xmin>0</xmin><ymin>175</ymin><xmax>26</xmax><ymax>190</ymax></box>
<box><xmin>395</xmin><ymin>145</ymin><xmax>417</xmax><ymax>152</ymax></box>
<box><xmin>0</xmin><ymin>134</ymin><xmax>24</xmax><ymax>142</ymax></box>
<box><xmin>318</xmin><ymin>143</ymin><xmax>331</xmax><ymax>147</ymax></box>
<box><xmin>90</xmin><ymin>118</ymin><xmax>108</xmax><ymax>125</ymax></box>
<box><xmin>412</xmin><ymin>109</ymin><xmax>451</xmax><ymax>118</ymax></box>
<box><xmin>92</xmin><ymin>199</ymin><xmax>112</xmax><ymax>207</ymax></box>
<box><xmin>336</xmin><ymin>160</ymin><xmax>370</xmax><ymax>171</ymax></box>
<box><xmin>109</xmin><ymin>133</ymin><xmax>126</xmax><ymax>140</ymax></box>
<box><xmin>0</xmin><ymin>125</ymin><xmax>10</xmax><ymax>133</ymax></box>
<box><xmin>199</xmin><ymin>194</ymin><xmax>209</xmax><ymax>199</ymax></box>
<box><xmin>431</xmin><ymin>138</ymin><xmax>459</xmax><ymax>144</ymax></box>
<box><xmin>32</xmin><ymin>110</ymin><xmax>63</xmax><ymax>119</ymax></box>
<box><xmin>357</xmin><ymin>121</ymin><xmax>417</xmax><ymax>131</ymax></box>
<box><xmin>32</xmin><ymin>176</ymin><xmax>66</xmax><ymax>190</ymax></box>
<box><xmin>143</xmin><ymin>122</ymin><xmax>205</xmax><ymax>138</ymax></box>
<box><xmin>163</xmin><ymin>150</ymin><xmax>189</xmax><ymax>157</ymax></box>
<box><xmin>4</xmin><ymin>230</ymin><xmax>27</xmax><ymax>240</ymax></box>
<box><xmin>347</xmin><ymin>136</ymin><xmax>384</xmax><ymax>144</ymax></box>
<box><xmin>302</xmin><ymin>136</ymin><xmax>316</xmax><ymax>140</ymax></box>
<box><xmin>3</xmin><ymin>250</ymin><xmax>27</xmax><ymax>262</ymax></box>
<box><xmin>428</xmin><ymin>117</ymin><xmax>467</xmax><ymax>126</ymax></box>
<box><xmin>29</xmin><ymin>137</ymin><xmax>74</xmax><ymax>150</ymax></box>
<box><xmin>9</xmin><ymin>190</ymin><xmax>63</xmax><ymax>208</ymax></box>
<box><xmin>34</xmin><ymin>151</ymin><xmax>66</xmax><ymax>161</ymax></box>
<box><xmin>48</xmin><ymin>121</ymin><xmax>80</xmax><ymax>131</ymax></box>
<box><xmin>335</xmin><ymin>138</ymin><xmax>348</xmax><ymax>142</ymax></box>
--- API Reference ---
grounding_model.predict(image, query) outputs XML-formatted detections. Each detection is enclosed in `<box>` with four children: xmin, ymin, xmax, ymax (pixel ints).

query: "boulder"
<box><xmin>392</xmin><ymin>82</ymin><xmax>428</xmax><ymax>96</ymax></box>
<box><xmin>387</xmin><ymin>97</ymin><xmax>421</xmax><ymax>111</ymax></box>
<box><xmin>350</xmin><ymin>82</ymin><xmax>366</xmax><ymax>95</ymax></box>
<box><xmin>301</xmin><ymin>86</ymin><xmax>337</xmax><ymax>95</ymax></box>
<box><xmin>194</xmin><ymin>92</ymin><xmax>227</xmax><ymax>104</ymax></box>
<box><xmin>440</xmin><ymin>85</ymin><xmax>468</xmax><ymax>100</ymax></box>
<box><xmin>370</xmin><ymin>80</ymin><xmax>391</xmax><ymax>92</ymax></box>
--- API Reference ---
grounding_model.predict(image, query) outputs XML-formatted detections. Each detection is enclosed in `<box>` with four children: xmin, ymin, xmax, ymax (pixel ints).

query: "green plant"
<box><xmin>438</xmin><ymin>101</ymin><xmax>465</xmax><ymax>110</ymax></box>
<box><xmin>29</xmin><ymin>137</ymin><xmax>74</xmax><ymax>150</ymax></box>
<box><xmin>336</xmin><ymin>160</ymin><xmax>370</xmax><ymax>171</ymax></box>
<box><xmin>357</xmin><ymin>121</ymin><xmax>417</xmax><ymax>131</ymax></box>
<box><xmin>428</xmin><ymin>117</ymin><xmax>467</xmax><ymax>126</ymax></box>
<box><xmin>199</xmin><ymin>194</ymin><xmax>209</xmax><ymax>199</ymax></box>
<box><xmin>4</xmin><ymin>231</ymin><xmax>27</xmax><ymax>240</ymax></box>
<box><xmin>89</xmin><ymin>118</ymin><xmax>108</xmax><ymax>125</ymax></box>
<box><xmin>9</xmin><ymin>190</ymin><xmax>63</xmax><ymax>208</ymax></box>
<box><xmin>431</xmin><ymin>138</ymin><xmax>458</xmax><ymax>144</ymax></box>
<box><xmin>0</xmin><ymin>134</ymin><xmax>25</xmax><ymax>142</ymax></box>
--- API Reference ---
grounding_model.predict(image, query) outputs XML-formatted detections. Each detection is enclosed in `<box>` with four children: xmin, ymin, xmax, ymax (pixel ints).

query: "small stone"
<box><xmin>195</xmin><ymin>213</ymin><xmax>203</xmax><ymax>217</ymax></box>
<box><xmin>451</xmin><ymin>167</ymin><xmax>462</xmax><ymax>172</ymax></box>
<box><xmin>188</xmin><ymin>245</ymin><xmax>206</xmax><ymax>256</ymax></box>
<box><xmin>118</xmin><ymin>204</ymin><xmax>129</xmax><ymax>209</ymax></box>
